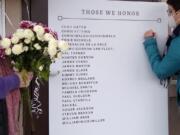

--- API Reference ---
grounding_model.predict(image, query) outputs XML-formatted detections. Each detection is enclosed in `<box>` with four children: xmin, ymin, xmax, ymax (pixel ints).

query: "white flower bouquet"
<box><xmin>0</xmin><ymin>20</ymin><xmax>69</xmax><ymax>81</ymax></box>
<box><xmin>0</xmin><ymin>20</ymin><xmax>69</xmax><ymax>131</ymax></box>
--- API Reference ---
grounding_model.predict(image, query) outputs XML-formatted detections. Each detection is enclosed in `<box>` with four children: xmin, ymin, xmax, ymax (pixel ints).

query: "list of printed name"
<box><xmin>60</xmin><ymin>25</ymin><xmax>115</xmax><ymax>125</ymax></box>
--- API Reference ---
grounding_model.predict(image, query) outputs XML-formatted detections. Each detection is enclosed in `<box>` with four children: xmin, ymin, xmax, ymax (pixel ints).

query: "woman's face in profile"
<box><xmin>167</xmin><ymin>5</ymin><xmax>180</xmax><ymax>24</ymax></box>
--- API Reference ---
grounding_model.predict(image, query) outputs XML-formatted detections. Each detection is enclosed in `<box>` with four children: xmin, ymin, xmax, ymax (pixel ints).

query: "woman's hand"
<box><xmin>144</xmin><ymin>30</ymin><xmax>156</xmax><ymax>38</ymax></box>
<box><xmin>16</xmin><ymin>72</ymin><xmax>33</xmax><ymax>88</ymax></box>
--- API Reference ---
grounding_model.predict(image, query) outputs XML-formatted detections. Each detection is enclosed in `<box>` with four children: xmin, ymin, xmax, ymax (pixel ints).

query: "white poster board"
<box><xmin>49</xmin><ymin>1</ymin><xmax>168</xmax><ymax>135</ymax></box>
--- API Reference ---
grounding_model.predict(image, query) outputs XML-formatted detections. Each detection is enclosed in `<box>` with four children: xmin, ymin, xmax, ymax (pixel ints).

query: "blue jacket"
<box><xmin>144</xmin><ymin>36</ymin><xmax>180</xmax><ymax>105</ymax></box>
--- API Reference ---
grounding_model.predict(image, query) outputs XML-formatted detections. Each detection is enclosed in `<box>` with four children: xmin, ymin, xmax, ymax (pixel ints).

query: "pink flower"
<box><xmin>20</xmin><ymin>20</ymin><xmax>34</xmax><ymax>29</ymax></box>
<box><xmin>50</xmin><ymin>31</ymin><xmax>58</xmax><ymax>40</ymax></box>
<box><xmin>7</xmin><ymin>34</ymin><xmax>12</xmax><ymax>39</ymax></box>
<box><xmin>44</xmin><ymin>27</ymin><xmax>50</xmax><ymax>33</ymax></box>
<box><xmin>44</xmin><ymin>27</ymin><xmax>58</xmax><ymax>40</ymax></box>
<box><xmin>54</xmin><ymin>32</ymin><xmax>58</xmax><ymax>40</ymax></box>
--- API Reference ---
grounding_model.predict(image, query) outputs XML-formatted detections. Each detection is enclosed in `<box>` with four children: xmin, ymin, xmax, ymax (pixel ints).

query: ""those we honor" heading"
<box><xmin>81</xmin><ymin>9</ymin><xmax>140</xmax><ymax>16</ymax></box>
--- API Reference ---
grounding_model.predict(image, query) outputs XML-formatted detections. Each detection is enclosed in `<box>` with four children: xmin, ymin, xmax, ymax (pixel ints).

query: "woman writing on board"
<box><xmin>143</xmin><ymin>0</ymin><xmax>180</xmax><ymax>104</ymax></box>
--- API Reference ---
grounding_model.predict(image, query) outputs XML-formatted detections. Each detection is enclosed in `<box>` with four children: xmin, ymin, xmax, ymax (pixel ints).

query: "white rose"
<box><xmin>5</xmin><ymin>48</ymin><xmax>11</xmax><ymax>55</ymax></box>
<box><xmin>39</xmin><ymin>65</ymin><xmax>44</xmax><ymax>71</ymax></box>
<box><xmin>57</xmin><ymin>52</ymin><xmax>62</xmax><ymax>59</ymax></box>
<box><xmin>49</xmin><ymin>39</ymin><xmax>58</xmax><ymax>48</ymax></box>
<box><xmin>33</xmin><ymin>43</ymin><xmax>41</xmax><ymax>50</ymax></box>
<box><xmin>44</xmin><ymin>33</ymin><xmax>54</xmax><ymax>41</ymax></box>
<box><xmin>37</xmin><ymin>35</ymin><xmax>44</xmax><ymax>41</ymax></box>
<box><xmin>24</xmin><ymin>38</ymin><xmax>31</xmax><ymax>44</ymax></box>
<box><xmin>11</xmin><ymin>36</ymin><xmax>19</xmax><ymax>44</ymax></box>
<box><xmin>0</xmin><ymin>38</ymin><xmax>11</xmax><ymax>49</ymax></box>
<box><xmin>12</xmin><ymin>43</ymin><xmax>24</xmax><ymax>55</ymax></box>
<box><xmin>33</xmin><ymin>25</ymin><xmax>45</xmax><ymax>36</ymax></box>
<box><xmin>24</xmin><ymin>29</ymin><xmax>34</xmax><ymax>39</ymax></box>
<box><xmin>58</xmin><ymin>40</ymin><xmax>69</xmax><ymax>52</ymax></box>
<box><xmin>23</xmin><ymin>46</ymin><xmax>29</xmax><ymax>52</ymax></box>
<box><xmin>48</xmin><ymin>45</ymin><xmax>57</xmax><ymax>57</ymax></box>
<box><xmin>15</xmin><ymin>29</ymin><xmax>24</xmax><ymax>39</ymax></box>
<box><xmin>32</xmin><ymin>37</ymin><xmax>35</xmax><ymax>41</ymax></box>
<box><xmin>47</xmin><ymin>39</ymin><xmax>59</xmax><ymax>58</ymax></box>
<box><xmin>43</xmin><ymin>47</ymin><xmax>48</xmax><ymax>55</ymax></box>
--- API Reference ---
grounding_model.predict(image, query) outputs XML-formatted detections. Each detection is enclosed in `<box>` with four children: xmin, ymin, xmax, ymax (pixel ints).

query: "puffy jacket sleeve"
<box><xmin>0</xmin><ymin>74</ymin><xmax>20</xmax><ymax>99</ymax></box>
<box><xmin>143</xmin><ymin>37</ymin><xmax>180</xmax><ymax>80</ymax></box>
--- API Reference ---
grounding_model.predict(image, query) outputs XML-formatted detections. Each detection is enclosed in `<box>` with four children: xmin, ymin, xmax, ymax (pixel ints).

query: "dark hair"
<box><xmin>167</xmin><ymin>0</ymin><xmax>180</xmax><ymax>11</ymax></box>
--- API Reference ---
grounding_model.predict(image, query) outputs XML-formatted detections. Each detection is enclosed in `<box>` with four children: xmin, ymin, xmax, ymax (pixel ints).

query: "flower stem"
<box><xmin>20</xmin><ymin>87</ymin><xmax>35</xmax><ymax>134</ymax></box>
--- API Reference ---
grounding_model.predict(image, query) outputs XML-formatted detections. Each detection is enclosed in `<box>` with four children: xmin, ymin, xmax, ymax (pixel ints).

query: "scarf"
<box><xmin>0</xmin><ymin>58</ymin><xmax>21</xmax><ymax>135</ymax></box>
<box><xmin>166</xmin><ymin>25</ymin><xmax>180</xmax><ymax>49</ymax></box>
